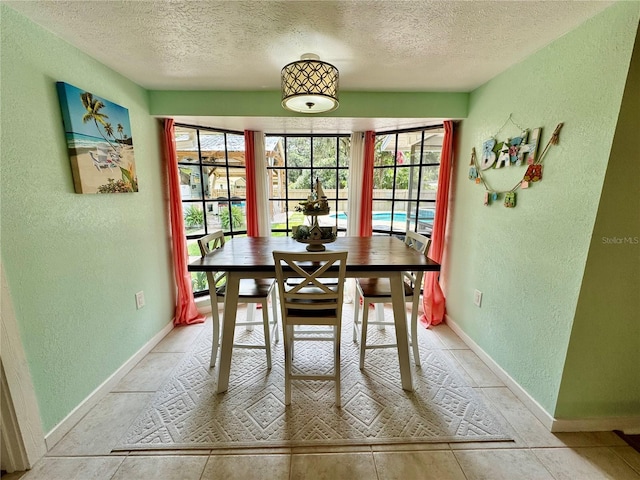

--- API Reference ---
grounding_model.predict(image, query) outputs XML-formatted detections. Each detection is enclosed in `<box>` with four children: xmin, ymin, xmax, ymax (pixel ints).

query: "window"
<box><xmin>175</xmin><ymin>124</ymin><xmax>248</xmax><ymax>296</ymax></box>
<box><xmin>372</xmin><ymin>126</ymin><xmax>443</xmax><ymax>237</ymax></box>
<box><xmin>266</xmin><ymin>135</ymin><xmax>350</xmax><ymax>236</ymax></box>
<box><xmin>175</xmin><ymin>124</ymin><xmax>441</xmax><ymax>296</ymax></box>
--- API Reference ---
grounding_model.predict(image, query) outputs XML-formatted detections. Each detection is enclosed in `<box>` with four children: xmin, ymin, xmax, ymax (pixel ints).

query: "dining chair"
<box><xmin>273</xmin><ymin>250</ymin><xmax>348</xmax><ymax>407</ymax></box>
<box><xmin>352</xmin><ymin>231</ymin><xmax>431</xmax><ymax>369</ymax></box>
<box><xmin>198</xmin><ymin>231</ymin><xmax>278</xmax><ymax>368</ymax></box>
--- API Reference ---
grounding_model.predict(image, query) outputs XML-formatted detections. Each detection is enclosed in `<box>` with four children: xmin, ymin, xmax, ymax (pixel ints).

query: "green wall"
<box><xmin>149</xmin><ymin>90</ymin><xmax>469</xmax><ymax>119</ymax></box>
<box><xmin>445</xmin><ymin>2</ymin><xmax>639</xmax><ymax>417</ymax></box>
<box><xmin>0</xmin><ymin>6</ymin><xmax>175</xmax><ymax>433</ymax></box>
<box><xmin>556</xmin><ymin>24</ymin><xmax>640</xmax><ymax>418</ymax></box>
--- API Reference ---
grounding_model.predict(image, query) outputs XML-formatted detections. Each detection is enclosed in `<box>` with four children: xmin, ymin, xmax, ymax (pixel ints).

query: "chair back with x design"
<box><xmin>273</xmin><ymin>250</ymin><xmax>348</xmax><ymax>406</ymax></box>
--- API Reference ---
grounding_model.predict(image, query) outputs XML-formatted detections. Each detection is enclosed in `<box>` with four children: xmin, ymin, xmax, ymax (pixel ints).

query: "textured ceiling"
<box><xmin>5</xmin><ymin>0</ymin><xmax>614</xmax><ymax>132</ymax></box>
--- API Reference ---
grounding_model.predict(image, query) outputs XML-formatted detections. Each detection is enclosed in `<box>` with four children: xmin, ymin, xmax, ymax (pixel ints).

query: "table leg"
<box><xmin>216</xmin><ymin>271</ymin><xmax>240</xmax><ymax>393</ymax></box>
<box><xmin>389</xmin><ymin>271</ymin><xmax>413</xmax><ymax>391</ymax></box>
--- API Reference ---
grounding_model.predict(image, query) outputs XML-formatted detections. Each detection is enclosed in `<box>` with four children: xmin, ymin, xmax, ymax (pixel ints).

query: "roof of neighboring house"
<box><xmin>177</xmin><ymin>131</ymin><xmax>281</xmax><ymax>153</ymax></box>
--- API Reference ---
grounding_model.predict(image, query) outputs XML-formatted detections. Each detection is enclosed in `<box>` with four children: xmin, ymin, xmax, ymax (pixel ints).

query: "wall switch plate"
<box><xmin>135</xmin><ymin>291</ymin><xmax>145</xmax><ymax>310</ymax></box>
<box><xmin>473</xmin><ymin>289</ymin><xmax>482</xmax><ymax>307</ymax></box>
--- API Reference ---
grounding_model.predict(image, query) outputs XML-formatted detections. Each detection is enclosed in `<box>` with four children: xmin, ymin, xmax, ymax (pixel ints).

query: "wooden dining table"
<box><xmin>188</xmin><ymin>235</ymin><xmax>441</xmax><ymax>394</ymax></box>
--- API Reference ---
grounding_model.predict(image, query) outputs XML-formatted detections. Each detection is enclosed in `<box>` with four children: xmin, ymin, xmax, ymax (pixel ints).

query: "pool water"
<box><xmin>374</xmin><ymin>212</ymin><xmax>407</xmax><ymax>222</ymax></box>
<box><xmin>330</xmin><ymin>209</ymin><xmax>434</xmax><ymax>223</ymax></box>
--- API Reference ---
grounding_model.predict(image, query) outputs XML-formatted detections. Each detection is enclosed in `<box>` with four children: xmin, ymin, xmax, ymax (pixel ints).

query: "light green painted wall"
<box><xmin>444</xmin><ymin>2</ymin><xmax>639</xmax><ymax>417</ymax></box>
<box><xmin>0</xmin><ymin>6</ymin><xmax>175</xmax><ymax>433</ymax></box>
<box><xmin>149</xmin><ymin>90</ymin><xmax>469</xmax><ymax>119</ymax></box>
<box><xmin>556</xmin><ymin>25</ymin><xmax>640</xmax><ymax>418</ymax></box>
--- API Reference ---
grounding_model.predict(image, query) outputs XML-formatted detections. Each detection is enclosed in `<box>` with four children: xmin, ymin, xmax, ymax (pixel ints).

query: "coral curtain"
<box><xmin>164</xmin><ymin>119</ymin><xmax>205</xmax><ymax>326</ymax></box>
<box><xmin>244</xmin><ymin>130</ymin><xmax>259</xmax><ymax>236</ymax></box>
<box><xmin>358</xmin><ymin>131</ymin><xmax>376</xmax><ymax>237</ymax></box>
<box><xmin>421</xmin><ymin>121</ymin><xmax>455</xmax><ymax>327</ymax></box>
<box><xmin>244</xmin><ymin>131</ymin><xmax>270</xmax><ymax>236</ymax></box>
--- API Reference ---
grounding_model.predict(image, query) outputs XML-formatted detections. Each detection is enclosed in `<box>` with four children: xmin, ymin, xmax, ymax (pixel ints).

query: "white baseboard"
<box><xmin>44</xmin><ymin>321</ymin><xmax>175</xmax><ymax>450</ymax></box>
<box><xmin>551</xmin><ymin>417</ymin><xmax>640</xmax><ymax>434</ymax></box>
<box><xmin>444</xmin><ymin>314</ymin><xmax>640</xmax><ymax>434</ymax></box>
<box><xmin>445</xmin><ymin>314</ymin><xmax>556</xmax><ymax>430</ymax></box>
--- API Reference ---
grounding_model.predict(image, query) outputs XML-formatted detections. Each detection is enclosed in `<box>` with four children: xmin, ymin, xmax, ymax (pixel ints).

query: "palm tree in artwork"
<box><xmin>116</xmin><ymin>123</ymin><xmax>129</xmax><ymax>148</ymax></box>
<box><xmin>102</xmin><ymin>123</ymin><xmax>123</xmax><ymax>162</ymax></box>
<box><xmin>80</xmin><ymin>92</ymin><xmax>118</xmax><ymax>154</ymax></box>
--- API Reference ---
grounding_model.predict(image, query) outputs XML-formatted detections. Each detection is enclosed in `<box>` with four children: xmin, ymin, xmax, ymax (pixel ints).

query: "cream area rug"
<box><xmin>115</xmin><ymin>308</ymin><xmax>512</xmax><ymax>450</ymax></box>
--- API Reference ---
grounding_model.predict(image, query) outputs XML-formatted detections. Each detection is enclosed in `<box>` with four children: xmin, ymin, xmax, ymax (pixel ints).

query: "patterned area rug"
<box><xmin>115</xmin><ymin>309</ymin><xmax>512</xmax><ymax>450</ymax></box>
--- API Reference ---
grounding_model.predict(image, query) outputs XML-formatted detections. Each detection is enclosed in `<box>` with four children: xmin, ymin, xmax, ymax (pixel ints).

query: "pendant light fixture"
<box><xmin>281</xmin><ymin>53</ymin><xmax>339</xmax><ymax>113</ymax></box>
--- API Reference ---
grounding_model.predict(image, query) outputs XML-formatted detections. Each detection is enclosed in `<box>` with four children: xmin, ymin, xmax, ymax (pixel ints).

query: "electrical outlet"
<box><xmin>473</xmin><ymin>289</ymin><xmax>482</xmax><ymax>307</ymax></box>
<box><xmin>135</xmin><ymin>291</ymin><xmax>145</xmax><ymax>310</ymax></box>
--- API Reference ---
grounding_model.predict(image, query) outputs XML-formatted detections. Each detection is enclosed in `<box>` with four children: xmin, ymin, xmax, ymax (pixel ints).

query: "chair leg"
<box><xmin>270</xmin><ymin>289</ymin><xmax>279</xmax><ymax>343</ymax></box>
<box><xmin>410</xmin><ymin>301</ymin><xmax>421</xmax><ymax>367</ymax></box>
<box><xmin>359</xmin><ymin>301</ymin><xmax>370</xmax><ymax>370</ymax></box>
<box><xmin>352</xmin><ymin>292</ymin><xmax>361</xmax><ymax>343</ymax></box>
<box><xmin>210</xmin><ymin>302</ymin><xmax>221</xmax><ymax>368</ymax></box>
<box><xmin>261</xmin><ymin>300</ymin><xmax>272</xmax><ymax>370</ymax></box>
<box><xmin>246</xmin><ymin>303</ymin><xmax>256</xmax><ymax>331</ymax></box>
<box><xmin>284</xmin><ymin>325</ymin><xmax>293</xmax><ymax>406</ymax></box>
<box><xmin>334</xmin><ymin>325</ymin><xmax>341</xmax><ymax>407</ymax></box>
<box><xmin>375</xmin><ymin>304</ymin><xmax>385</xmax><ymax>330</ymax></box>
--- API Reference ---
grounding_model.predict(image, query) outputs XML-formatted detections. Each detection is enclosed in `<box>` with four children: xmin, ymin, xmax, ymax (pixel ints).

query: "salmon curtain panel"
<box><xmin>244</xmin><ymin>131</ymin><xmax>259</xmax><ymax>236</ymax></box>
<box><xmin>164</xmin><ymin>119</ymin><xmax>205</xmax><ymax>326</ymax></box>
<box><xmin>244</xmin><ymin>130</ymin><xmax>270</xmax><ymax>236</ymax></box>
<box><xmin>358</xmin><ymin>131</ymin><xmax>376</xmax><ymax>237</ymax></box>
<box><xmin>421</xmin><ymin>120</ymin><xmax>455</xmax><ymax>327</ymax></box>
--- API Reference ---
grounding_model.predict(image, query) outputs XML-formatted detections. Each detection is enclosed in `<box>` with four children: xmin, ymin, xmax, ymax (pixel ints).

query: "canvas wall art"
<box><xmin>56</xmin><ymin>82</ymin><xmax>138</xmax><ymax>194</ymax></box>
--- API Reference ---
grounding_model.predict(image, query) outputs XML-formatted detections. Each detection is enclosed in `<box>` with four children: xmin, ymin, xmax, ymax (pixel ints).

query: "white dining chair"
<box><xmin>352</xmin><ymin>231</ymin><xmax>431</xmax><ymax>368</ymax></box>
<box><xmin>198</xmin><ymin>231</ymin><xmax>278</xmax><ymax>368</ymax></box>
<box><xmin>273</xmin><ymin>250</ymin><xmax>348</xmax><ymax>407</ymax></box>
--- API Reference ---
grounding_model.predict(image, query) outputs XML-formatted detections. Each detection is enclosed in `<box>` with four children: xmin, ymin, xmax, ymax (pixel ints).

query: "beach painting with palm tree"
<box><xmin>56</xmin><ymin>82</ymin><xmax>138</xmax><ymax>194</ymax></box>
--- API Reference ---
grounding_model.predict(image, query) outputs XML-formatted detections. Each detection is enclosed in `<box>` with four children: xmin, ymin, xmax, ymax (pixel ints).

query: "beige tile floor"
<box><xmin>3</xmin><ymin>307</ymin><xmax>639</xmax><ymax>480</ymax></box>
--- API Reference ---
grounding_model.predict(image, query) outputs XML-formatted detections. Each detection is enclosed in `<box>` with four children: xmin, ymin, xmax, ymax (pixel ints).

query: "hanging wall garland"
<box><xmin>469</xmin><ymin>115</ymin><xmax>563</xmax><ymax>208</ymax></box>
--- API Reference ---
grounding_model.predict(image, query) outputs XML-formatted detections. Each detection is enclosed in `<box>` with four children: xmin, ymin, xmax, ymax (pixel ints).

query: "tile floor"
<box><xmin>3</xmin><ymin>307</ymin><xmax>639</xmax><ymax>480</ymax></box>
